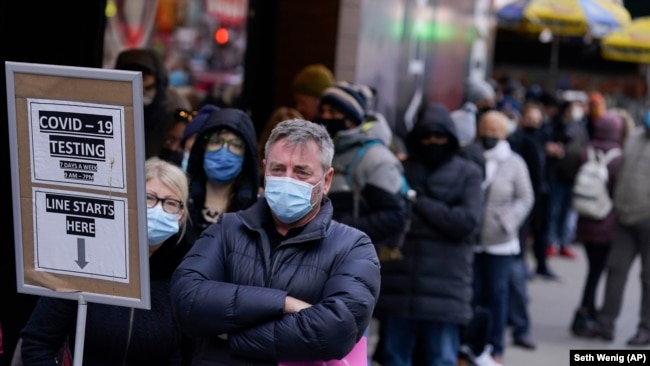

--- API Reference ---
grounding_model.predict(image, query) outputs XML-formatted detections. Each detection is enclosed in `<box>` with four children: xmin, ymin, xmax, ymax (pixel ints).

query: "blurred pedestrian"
<box><xmin>543</xmin><ymin>100</ymin><xmax>589</xmax><ymax>259</ymax></box>
<box><xmin>375</xmin><ymin>103</ymin><xmax>483</xmax><ymax>365</ymax></box>
<box><xmin>595</xmin><ymin>111</ymin><xmax>650</xmax><ymax>346</ymax></box>
<box><xmin>159</xmin><ymin>108</ymin><xmax>195</xmax><ymax>167</ymax></box>
<box><xmin>315</xmin><ymin>81</ymin><xmax>409</xmax><ymax>259</ymax></box>
<box><xmin>115</xmin><ymin>48</ymin><xmax>190</xmax><ymax>159</ymax></box>
<box><xmin>570</xmin><ymin>112</ymin><xmax>624</xmax><ymax>338</ymax></box>
<box><xmin>291</xmin><ymin>64</ymin><xmax>335</xmax><ymax>121</ymax></box>
<box><xmin>473</xmin><ymin>110</ymin><xmax>534</xmax><ymax>364</ymax></box>
<box><xmin>170</xmin><ymin>119</ymin><xmax>380</xmax><ymax>365</ymax></box>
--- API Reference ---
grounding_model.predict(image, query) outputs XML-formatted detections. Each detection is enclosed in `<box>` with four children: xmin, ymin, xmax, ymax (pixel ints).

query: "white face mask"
<box><xmin>507</xmin><ymin>119</ymin><xmax>517</xmax><ymax>135</ymax></box>
<box><xmin>142</xmin><ymin>94</ymin><xmax>154</xmax><ymax>106</ymax></box>
<box><xmin>571</xmin><ymin>108</ymin><xmax>584</xmax><ymax>122</ymax></box>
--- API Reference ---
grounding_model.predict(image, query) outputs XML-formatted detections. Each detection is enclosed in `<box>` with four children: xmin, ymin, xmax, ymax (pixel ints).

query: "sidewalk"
<box><xmin>368</xmin><ymin>244</ymin><xmax>644</xmax><ymax>365</ymax></box>
<box><xmin>504</xmin><ymin>245</ymin><xmax>643</xmax><ymax>366</ymax></box>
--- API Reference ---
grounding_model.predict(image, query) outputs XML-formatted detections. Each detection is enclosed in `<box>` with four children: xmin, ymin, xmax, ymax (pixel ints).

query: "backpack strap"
<box><xmin>587</xmin><ymin>146</ymin><xmax>596</xmax><ymax>162</ymax></box>
<box><xmin>602</xmin><ymin>147</ymin><xmax>622</xmax><ymax>165</ymax></box>
<box><xmin>345</xmin><ymin>139</ymin><xmax>383</xmax><ymax>189</ymax></box>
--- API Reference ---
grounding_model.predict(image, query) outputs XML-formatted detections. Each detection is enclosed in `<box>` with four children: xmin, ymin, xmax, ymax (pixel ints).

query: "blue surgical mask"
<box><xmin>147</xmin><ymin>205</ymin><xmax>180</xmax><ymax>245</ymax></box>
<box><xmin>169</xmin><ymin>69</ymin><xmax>190</xmax><ymax>87</ymax></box>
<box><xmin>203</xmin><ymin>148</ymin><xmax>244</xmax><ymax>184</ymax></box>
<box><xmin>264</xmin><ymin>176</ymin><xmax>320</xmax><ymax>224</ymax></box>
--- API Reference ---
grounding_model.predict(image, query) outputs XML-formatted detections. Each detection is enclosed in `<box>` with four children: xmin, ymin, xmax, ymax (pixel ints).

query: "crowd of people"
<box><xmin>5</xmin><ymin>46</ymin><xmax>650</xmax><ymax>366</ymax></box>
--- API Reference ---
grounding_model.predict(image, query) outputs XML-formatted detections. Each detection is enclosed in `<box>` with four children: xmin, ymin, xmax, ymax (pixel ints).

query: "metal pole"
<box><xmin>550</xmin><ymin>38</ymin><xmax>560</xmax><ymax>85</ymax></box>
<box><xmin>73</xmin><ymin>295</ymin><xmax>88</xmax><ymax>366</ymax></box>
<box><xmin>646</xmin><ymin>64</ymin><xmax>650</xmax><ymax>106</ymax></box>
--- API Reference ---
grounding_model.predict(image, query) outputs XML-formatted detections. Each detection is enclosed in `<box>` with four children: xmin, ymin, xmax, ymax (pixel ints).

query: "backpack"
<box><xmin>346</xmin><ymin>139</ymin><xmax>416</xmax><ymax>258</ymax></box>
<box><xmin>571</xmin><ymin>147</ymin><xmax>621</xmax><ymax>220</ymax></box>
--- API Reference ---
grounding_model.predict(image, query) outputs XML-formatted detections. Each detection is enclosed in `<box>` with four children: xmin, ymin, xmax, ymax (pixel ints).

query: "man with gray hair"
<box><xmin>170</xmin><ymin>119</ymin><xmax>380</xmax><ymax>365</ymax></box>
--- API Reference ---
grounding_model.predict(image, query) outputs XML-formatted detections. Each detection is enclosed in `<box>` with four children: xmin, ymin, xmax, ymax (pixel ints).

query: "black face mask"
<box><xmin>314</xmin><ymin>118</ymin><xmax>348</xmax><ymax>139</ymax></box>
<box><xmin>481</xmin><ymin>136</ymin><xmax>499</xmax><ymax>150</ymax></box>
<box><xmin>523</xmin><ymin>126</ymin><xmax>538</xmax><ymax>134</ymax></box>
<box><xmin>158</xmin><ymin>148</ymin><xmax>184</xmax><ymax>167</ymax></box>
<box><xmin>418</xmin><ymin>143</ymin><xmax>455</xmax><ymax>169</ymax></box>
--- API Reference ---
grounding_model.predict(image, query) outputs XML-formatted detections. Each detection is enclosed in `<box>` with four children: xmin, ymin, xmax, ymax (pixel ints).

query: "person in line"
<box><xmin>115</xmin><ymin>48</ymin><xmax>190</xmax><ymax>159</ymax></box>
<box><xmin>594</xmin><ymin>110</ymin><xmax>650</xmax><ymax>346</ymax></box>
<box><xmin>19</xmin><ymin>158</ymin><xmax>192</xmax><ymax>365</ymax></box>
<box><xmin>569</xmin><ymin>112</ymin><xmax>624</xmax><ymax>338</ymax></box>
<box><xmin>473</xmin><ymin>110</ymin><xmax>534</xmax><ymax>365</ymax></box>
<box><xmin>169</xmin><ymin>119</ymin><xmax>380</xmax><ymax>365</ymax></box>
<box><xmin>314</xmin><ymin>82</ymin><xmax>409</xmax><ymax>258</ymax></box>
<box><xmin>505</xmin><ymin>101</ymin><xmax>548</xmax><ymax>351</ymax></box>
<box><xmin>184</xmin><ymin>108</ymin><xmax>259</xmax><ymax>242</ymax></box>
<box><xmin>508</xmin><ymin>101</ymin><xmax>556</xmax><ymax>280</ymax></box>
<box><xmin>543</xmin><ymin>99</ymin><xmax>589</xmax><ymax>259</ymax></box>
<box><xmin>291</xmin><ymin>64</ymin><xmax>335</xmax><ymax>121</ymax></box>
<box><xmin>375</xmin><ymin>103</ymin><xmax>483</xmax><ymax>365</ymax></box>
<box><xmin>159</xmin><ymin>108</ymin><xmax>195</xmax><ymax>167</ymax></box>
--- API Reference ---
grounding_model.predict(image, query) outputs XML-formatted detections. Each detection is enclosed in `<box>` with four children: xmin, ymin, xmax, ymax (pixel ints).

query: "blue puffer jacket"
<box><xmin>170</xmin><ymin>197</ymin><xmax>380</xmax><ymax>366</ymax></box>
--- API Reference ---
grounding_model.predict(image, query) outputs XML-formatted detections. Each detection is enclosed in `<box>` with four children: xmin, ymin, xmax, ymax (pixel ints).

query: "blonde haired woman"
<box><xmin>473</xmin><ymin>111</ymin><xmax>534</xmax><ymax>364</ymax></box>
<box><xmin>19</xmin><ymin>157</ymin><xmax>192</xmax><ymax>365</ymax></box>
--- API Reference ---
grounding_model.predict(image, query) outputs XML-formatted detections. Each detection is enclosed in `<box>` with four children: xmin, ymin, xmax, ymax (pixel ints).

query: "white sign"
<box><xmin>33</xmin><ymin>188</ymin><xmax>129</xmax><ymax>283</ymax></box>
<box><xmin>28</xmin><ymin>99</ymin><xmax>127</xmax><ymax>192</ymax></box>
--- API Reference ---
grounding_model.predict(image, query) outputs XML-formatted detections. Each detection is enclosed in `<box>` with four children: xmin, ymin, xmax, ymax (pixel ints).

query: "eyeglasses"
<box><xmin>204</xmin><ymin>134</ymin><xmax>246</xmax><ymax>156</ymax></box>
<box><xmin>146</xmin><ymin>193</ymin><xmax>184</xmax><ymax>214</ymax></box>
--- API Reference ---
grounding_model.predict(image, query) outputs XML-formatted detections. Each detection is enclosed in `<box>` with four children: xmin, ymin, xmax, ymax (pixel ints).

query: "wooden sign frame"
<box><xmin>5</xmin><ymin>61</ymin><xmax>150</xmax><ymax>309</ymax></box>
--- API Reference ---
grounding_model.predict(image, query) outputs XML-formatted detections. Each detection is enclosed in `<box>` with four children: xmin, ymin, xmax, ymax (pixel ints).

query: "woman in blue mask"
<box><xmin>19</xmin><ymin>158</ymin><xmax>192</xmax><ymax>365</ymax></box>
<box><xmin>184</xmin><ymin>108</ymin><xmax>259</xmax><ymax>240</ymax></box>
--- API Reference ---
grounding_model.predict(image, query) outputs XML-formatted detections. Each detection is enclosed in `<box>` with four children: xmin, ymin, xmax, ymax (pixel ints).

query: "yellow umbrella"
<box><xmin>601</xmin><ymin>17</ymin><xmax>650</xmax><ymax>63</ymax></box>
<box><xmin>497</xmin><ymin>0</ymin><xmax>632</xmax><ymax>40</ymax></box>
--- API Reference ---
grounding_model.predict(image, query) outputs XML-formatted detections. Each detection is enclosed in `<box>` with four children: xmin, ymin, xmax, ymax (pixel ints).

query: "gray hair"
<box><xmin>264</xmin><ymin>119</ymin><xmax>334</xmax><ymax>172</ymax></box>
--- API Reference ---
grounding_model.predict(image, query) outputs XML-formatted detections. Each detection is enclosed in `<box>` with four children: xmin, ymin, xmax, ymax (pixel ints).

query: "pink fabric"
<box><xmin>279</xmin><ymin>337</ymin><xmax>367</xmax><ymax>366</ymax></box>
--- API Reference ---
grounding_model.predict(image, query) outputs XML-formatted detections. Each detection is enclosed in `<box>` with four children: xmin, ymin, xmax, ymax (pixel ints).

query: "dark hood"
<box><xmin>187</xmin><ymin>108</ymin><xmax>259</xmax><ymax>213</ymax></box>
<box><xmin>407</xmin><ymin>102</ymin><xmax>460</xmax><ymax>155</ymax></box>
<box><xmin>115</xmin><ymin>48</ymin><xmax>170</xmax><ymax>158</ymax></box>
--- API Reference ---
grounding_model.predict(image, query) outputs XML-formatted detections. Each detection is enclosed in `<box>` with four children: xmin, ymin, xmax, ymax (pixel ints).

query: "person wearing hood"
<box><xmin>184</xmin><ymin>108</ymin><xmax>259</xmax><ymax>241</ymax></box>
<box><xmin>473</xmin><ymin>110</ymin><xmax>534</xmax><ymax>364</ymax></box>
<box><xmin>372</xmin><ymin>102</ymin><xmax>482</xmax><ymax>365</ymax></box>
<box><xmin>115</xmin><ymin>48</ymin><xmax>190</xmax><ymax>159</ymax></box>
<box><xmin>314</xmin><ymin>82</ymin><xmax>409</xmax><ymax>257</ymax></box>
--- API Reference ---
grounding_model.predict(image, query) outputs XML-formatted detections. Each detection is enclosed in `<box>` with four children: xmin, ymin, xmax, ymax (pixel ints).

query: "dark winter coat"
<box><xmin>20</xmin><ymin>237</ymin><xmax>192</xmax><ymax>366</ymax></box>
<box><xmin>374</xmin><ymin>103</ymin><xmax>483</xmax><ymax>325</ymax></box>
<box><xmin>574</xmin><ymin>112</ymin><xmax>624</xmax><ymax>245</ymax></box>
<box><xmin>170</xmin><ymin>197</ymin><xmax>380</xmax><ymax>366</ymax></box>
<box><xmin>185</xmin><ymin>108</ymin><xmax>259</xmax><ymax>241</ymax></box>
<box><xmin>509</xmin><ymin>127</ymin><xmax>548</xmax><ymax>196</ymax></box>
<box><xmin>543</xmin><ymin>116</ymin><xmax>589</xmax><ymax>185</ymax></box>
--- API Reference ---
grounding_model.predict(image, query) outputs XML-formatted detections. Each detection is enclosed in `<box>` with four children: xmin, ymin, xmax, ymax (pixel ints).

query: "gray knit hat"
<box><xmin>464</xmin><ymin>77</ymin><xmax>495</xmax><ymax>104</ymax></box>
